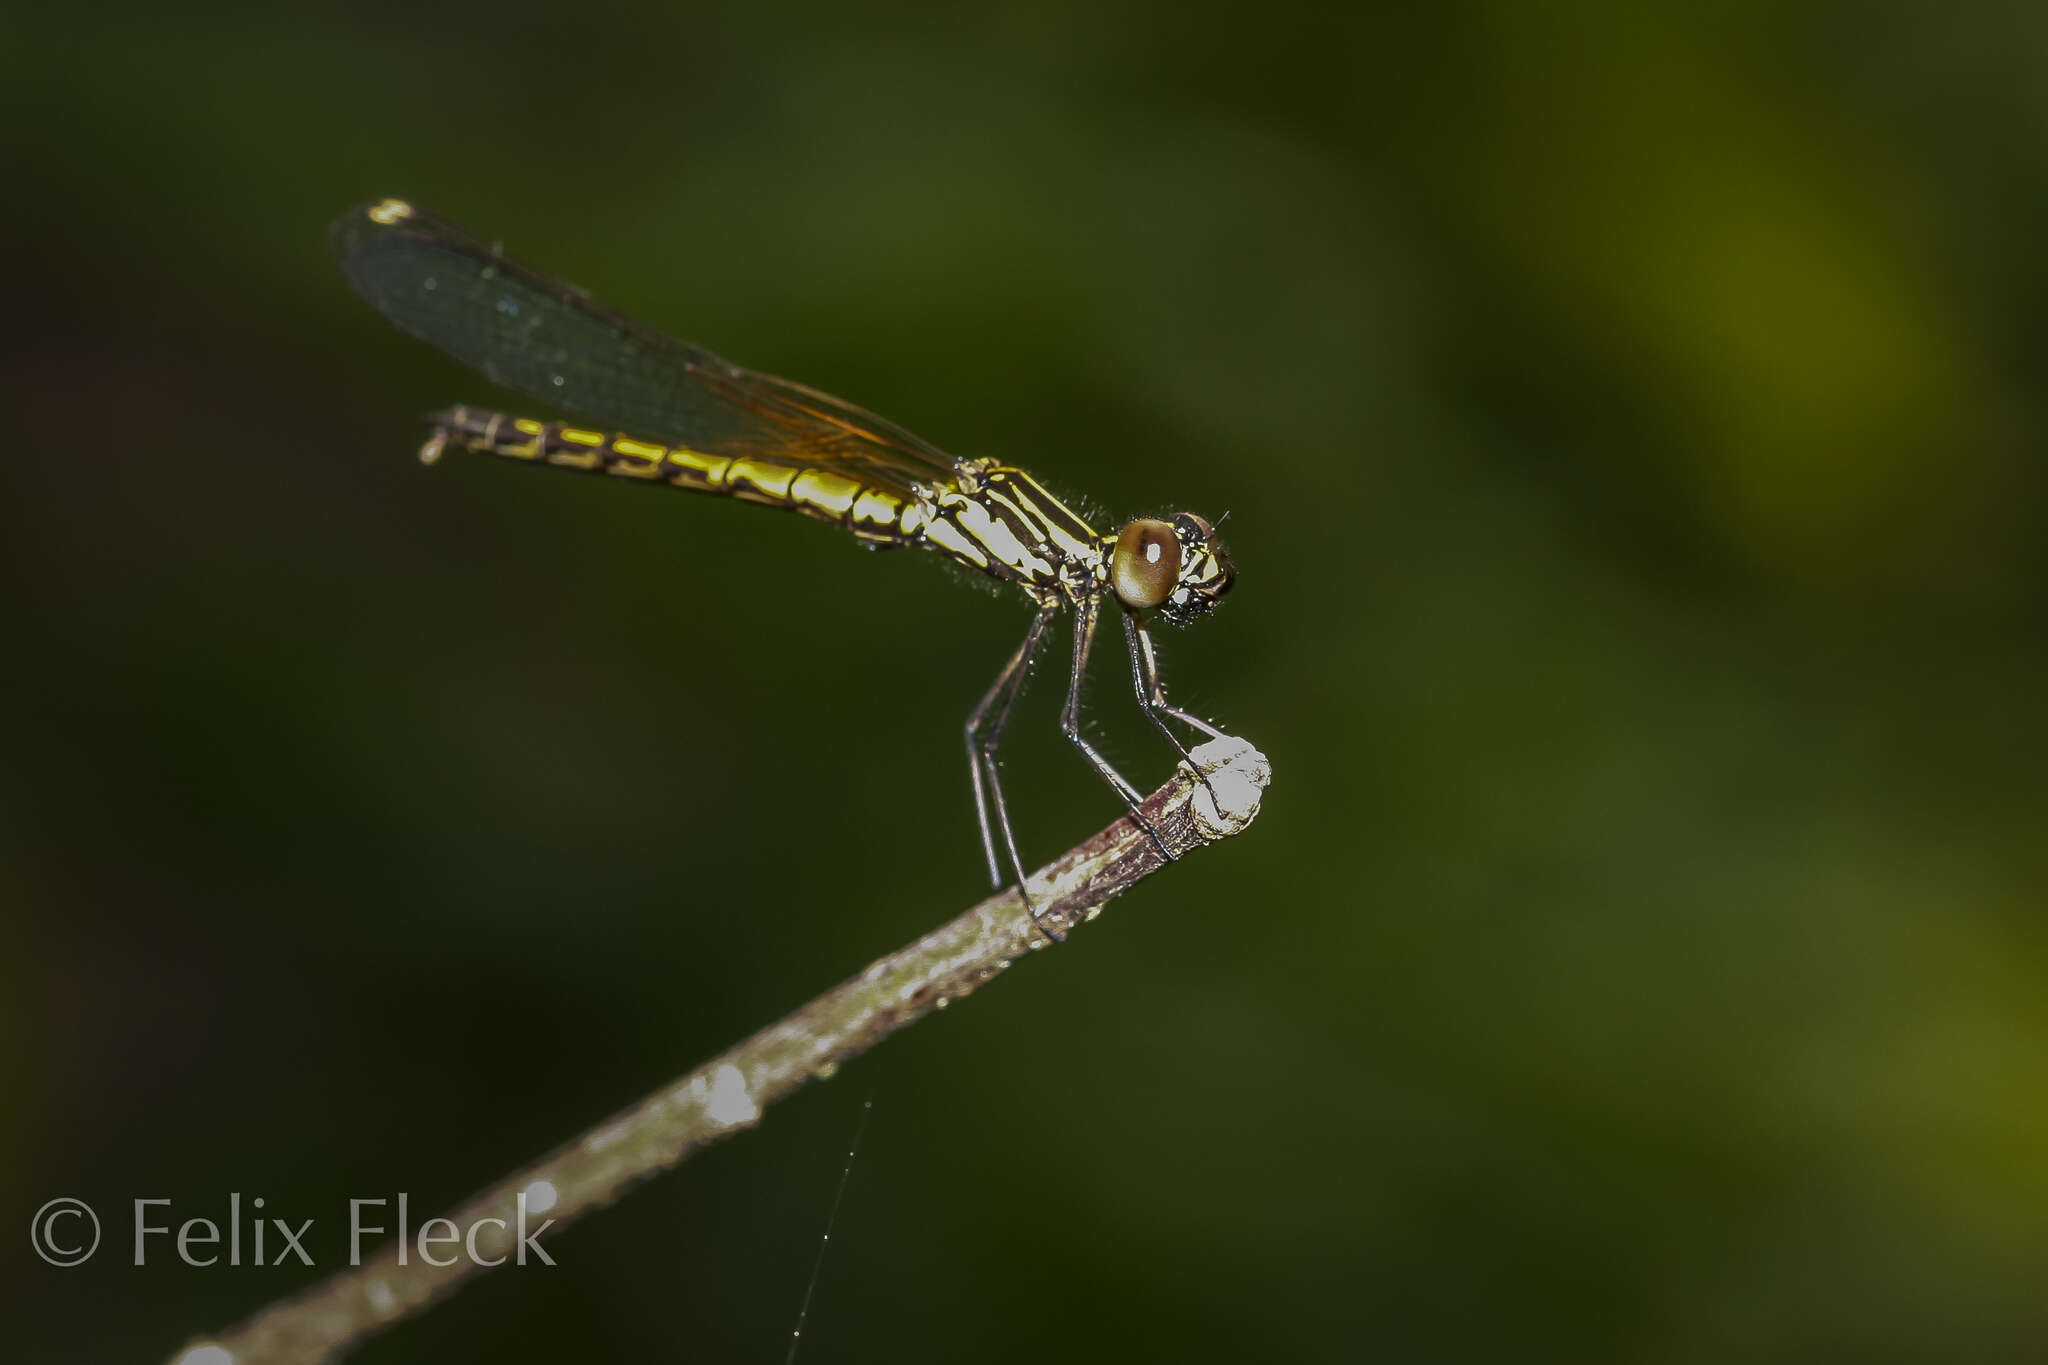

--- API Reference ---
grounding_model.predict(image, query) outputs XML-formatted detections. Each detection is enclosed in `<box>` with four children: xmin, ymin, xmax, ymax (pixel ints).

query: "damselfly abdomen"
<box><xmin>334</xmin><ymin>198</ymin><xmax>1235</xmax><ymax>937</ymax></box>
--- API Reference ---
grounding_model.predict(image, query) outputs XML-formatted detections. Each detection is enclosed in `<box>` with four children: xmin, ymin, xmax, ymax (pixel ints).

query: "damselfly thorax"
<box><xmin>337</xmin><ymin>199</ymin><xmax>1236</xmax><ymax>938</ymax></box>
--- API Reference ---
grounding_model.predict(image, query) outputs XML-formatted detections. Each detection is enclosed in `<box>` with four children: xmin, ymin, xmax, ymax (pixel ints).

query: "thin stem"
<box><xmin>165</xmin><ymin>735</ymin><xmax>1272</xmax><ymax>1365</ymax></box>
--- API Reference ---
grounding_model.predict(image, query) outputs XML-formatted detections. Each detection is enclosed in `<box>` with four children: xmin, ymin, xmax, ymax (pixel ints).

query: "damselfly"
<box><xmin>333</xmin><ymin>198</ymin><xmax>1235</xmax><ymax>936</ymax></box>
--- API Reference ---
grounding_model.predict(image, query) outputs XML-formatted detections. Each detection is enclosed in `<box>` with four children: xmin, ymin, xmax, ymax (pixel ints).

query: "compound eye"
<box><xmin>1112</xmin><ymin>519</ymin><xmax>1181</xmax><ymax>610</ymax></box>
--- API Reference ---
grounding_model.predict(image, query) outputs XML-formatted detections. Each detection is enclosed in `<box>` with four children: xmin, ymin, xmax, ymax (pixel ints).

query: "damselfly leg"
<box><xmin>1061</xmin><ymin>599</ymin><xmax>1176</xmax><ymax>862</ymax></box>
<box><xmin>967</xmin><ymin>598</ymin><xmax>1181</xmax><ymax>943</ymax></box>
<box><xmin>967</xmin><ymin>601</ymin><xmax>1059</xmax><ymax>933</ymax></box>
<box><xmin>1122</xmin><ymin>609</ymin><xmax>1224</xmax><ymax>740</ymax></box>
<box><xmin>1121</xmin><ymin>608</ymin><xmax>1225</xmax><ymax>809</ymax></box>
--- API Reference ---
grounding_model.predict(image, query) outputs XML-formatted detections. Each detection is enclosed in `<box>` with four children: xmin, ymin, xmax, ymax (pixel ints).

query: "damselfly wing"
<box><xmin>334</xmin><ymin>198</ymin><xmax>1235</xmax><ymax>937</ymax></box>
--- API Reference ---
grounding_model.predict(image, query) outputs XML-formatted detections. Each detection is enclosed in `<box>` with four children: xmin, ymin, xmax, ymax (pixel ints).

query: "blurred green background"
<box><xmin>6</xmin><ymin>2</ymin><xmax>2047</xmax><ymax>1361</ymax></box>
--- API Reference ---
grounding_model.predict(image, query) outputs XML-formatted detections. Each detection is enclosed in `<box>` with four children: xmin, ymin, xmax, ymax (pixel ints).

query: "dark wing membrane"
<box><xmin>332</xmin><ymin>200</ymin><xmax>961</xmax><ymax>494</ymax></box>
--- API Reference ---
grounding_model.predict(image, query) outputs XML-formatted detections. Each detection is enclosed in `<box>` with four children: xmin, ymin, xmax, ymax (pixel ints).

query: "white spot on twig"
<box><xmin>1187</xmin><ymin>737</ymin><xmax>1269</xmax><ymax>836</ymax></box>
<box><xmin>521</xmin><ymin>1180</ymin><xmax>559</xmax><ymax>1215</ymax></box>
<box><xmin>705</xmin><ymin>1063</ymin><xmax>760</xmax><ymax>1127</ymax></box>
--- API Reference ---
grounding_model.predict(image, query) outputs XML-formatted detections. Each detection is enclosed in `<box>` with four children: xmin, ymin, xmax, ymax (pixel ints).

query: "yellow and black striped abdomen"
<box><xmin>428</xmin><ymin>406</ymin><xmax>923</xmax><ymax>546</ymax></box>
<box><xmin>421</xmin><ymin>409</ymin><xmax>1115</xmax><ymax>601</ymax></box>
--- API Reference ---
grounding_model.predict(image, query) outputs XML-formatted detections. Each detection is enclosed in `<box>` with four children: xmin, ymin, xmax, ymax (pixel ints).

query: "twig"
<box><xmin>166</xmin><ymin>735</ymin><xmax>1271</xmax><ymax>1365</ymax></box>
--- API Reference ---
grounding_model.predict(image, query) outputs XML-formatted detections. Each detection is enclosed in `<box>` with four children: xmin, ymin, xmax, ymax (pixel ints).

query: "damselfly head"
<box><xmin>1111</xmin><ymin>513</ymin><xmax>1234</xmax><ymax>623</ymax></box>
